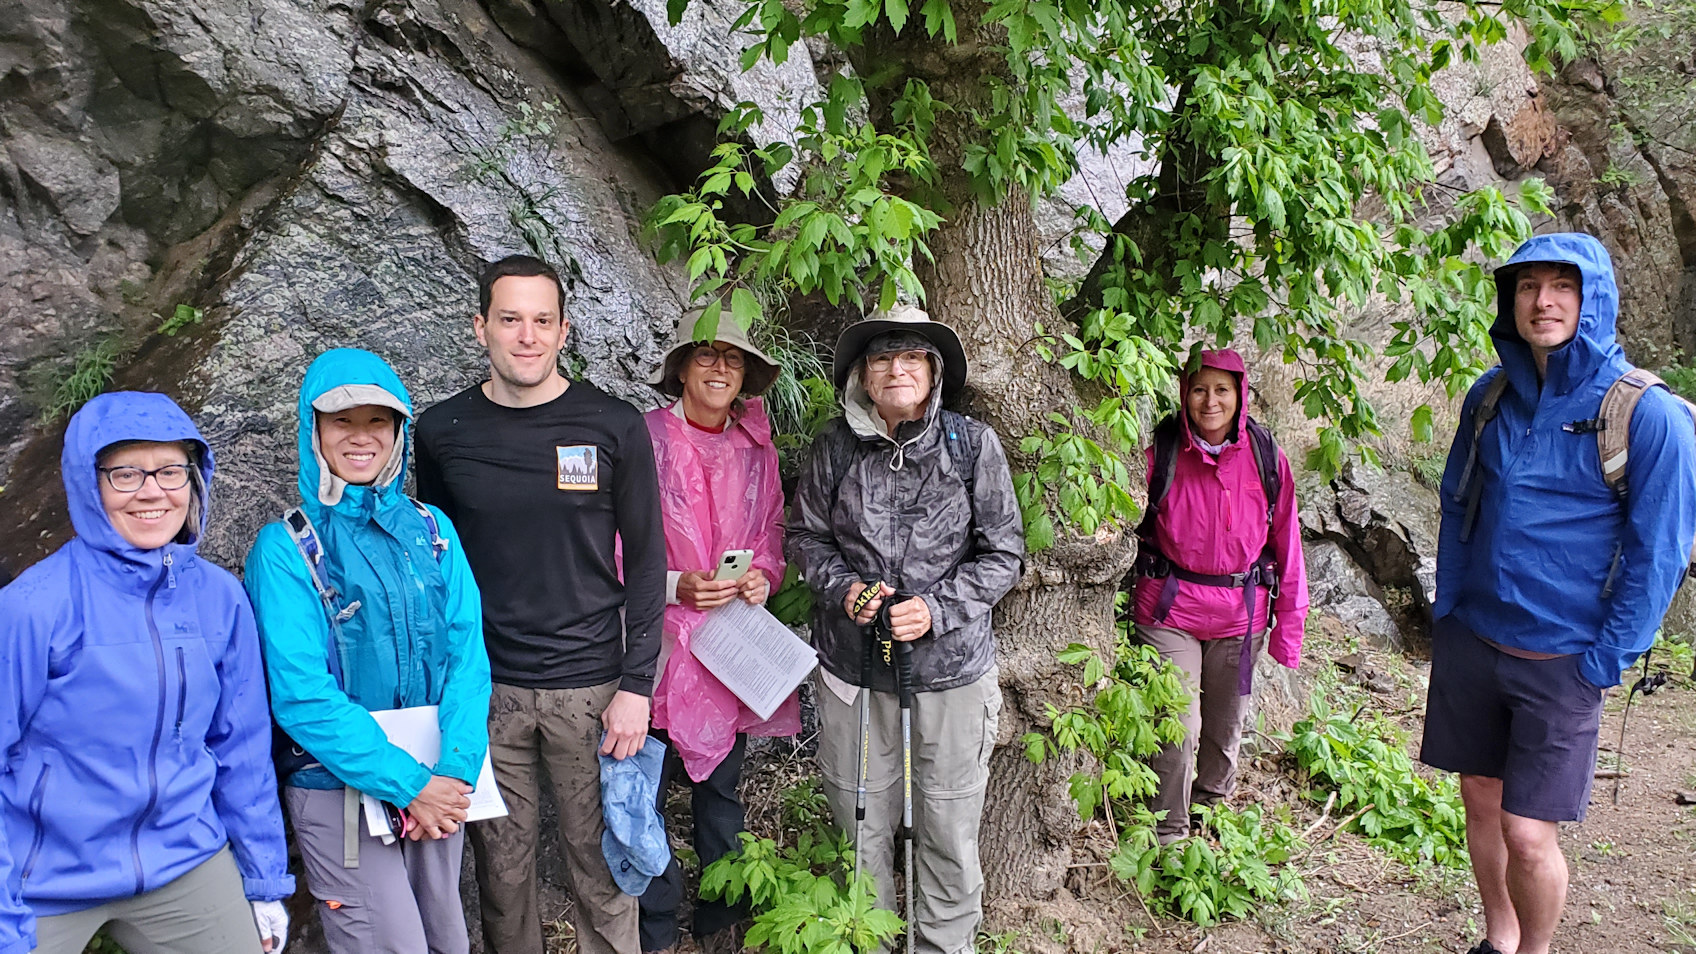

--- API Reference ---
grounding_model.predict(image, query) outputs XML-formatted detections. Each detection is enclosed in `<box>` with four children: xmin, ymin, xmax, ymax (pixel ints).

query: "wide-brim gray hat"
<box><xmin>648</xmin><ymin>306</ymin><xmax>780</xmax><ymax>398</ymax></box>
<box><xmin>832</xmin><ymin>304</ymin><xmax>967</xmax><ymax>400</ymax></box>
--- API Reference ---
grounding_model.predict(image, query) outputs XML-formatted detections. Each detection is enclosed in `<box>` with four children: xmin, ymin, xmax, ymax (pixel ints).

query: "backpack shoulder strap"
<box><xmin>939</xmin><ymin>409</ymin><xmax>979</xmax><ymax>498</ymax></box>
<box><xmin>1135</xmin><ymin>415</ymin><xmax>1184</xmax><ymax>540</ymax></box>
<box><xmin>409</xmin><ymin>497</ymin><xmax>449</xmax><ymax>562</ymax></box>
<box><xmin>1455</xmin><ymin>368</ymin><xmax>1511</xmax><ymax>542</ymax></box>
<box><xmin>1243</xmin><ymin>416</ymin><xmax>1281</xmax><ymax>524</ymax></box>
<box><xmin>1597</xmin><ymin>368</ymin><xmax>1674</xmax><ymax>499</ymax></box>
<box><xmin>281</xmin><ymin>508</ymin><xmax>348</xmax><ymax>687</ymax></box>
<box><xmin>820</xmin><ymin>418</ymin><xmax>859</xmax><ymax>510</ymax></box>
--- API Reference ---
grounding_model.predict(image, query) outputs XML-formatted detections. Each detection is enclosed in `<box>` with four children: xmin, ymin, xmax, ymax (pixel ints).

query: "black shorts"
<box><xmin>1419</xmin><ymin>615</ymin><xmax>1607</xmax><ymax>822</ymax></box>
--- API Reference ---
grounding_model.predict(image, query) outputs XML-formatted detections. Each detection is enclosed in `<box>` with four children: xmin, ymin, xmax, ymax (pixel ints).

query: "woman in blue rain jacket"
<box><xmin>244</xmin><ymin>349</ymin><xmax>490</xmax><ymax>954</ymax></box>
<box><xmin>0</xmin><ymin>392</ymin><xmax>294</xmax><ymax>954</ymax></box>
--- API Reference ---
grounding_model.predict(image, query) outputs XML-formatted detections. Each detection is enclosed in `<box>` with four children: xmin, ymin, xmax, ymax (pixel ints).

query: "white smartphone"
<box><xmin>714</xmin><ymin>549</ymin><xmax>754</xmax><ymax>581</ymax></box>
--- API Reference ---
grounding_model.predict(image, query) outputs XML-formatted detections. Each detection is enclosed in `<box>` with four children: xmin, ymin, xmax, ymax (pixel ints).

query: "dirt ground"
<box><xmin>549</xmin><ymin>642</ymin><xmax>1696</xmax><ymax>954</ymax></box>
<box><xmin>978</xmin><ymin>646</ymin><xmax>1696</xmax><ymax>954</ymax></box>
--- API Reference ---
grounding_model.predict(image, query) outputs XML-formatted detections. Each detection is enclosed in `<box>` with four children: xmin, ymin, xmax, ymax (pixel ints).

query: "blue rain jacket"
<box><xmin>0</xmin><ymin>392</ymin><xmax>293</xmax><ymax>954</ymax></box>
<box><xmin>1436</xmin><ymin>233</ymin><xmax>1696</xmax><ymax>688</ymax></box>
<box><xmin>244</xmin><ymin>349</ymin><xmax>490</xmax><ymax>806</ymax></box>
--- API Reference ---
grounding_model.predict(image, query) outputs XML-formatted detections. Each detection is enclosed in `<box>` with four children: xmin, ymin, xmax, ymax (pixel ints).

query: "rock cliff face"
<box><xmin>0</xmin><ymin>0</ymin><xmax>826</xmax><ymax>574</ymax></box>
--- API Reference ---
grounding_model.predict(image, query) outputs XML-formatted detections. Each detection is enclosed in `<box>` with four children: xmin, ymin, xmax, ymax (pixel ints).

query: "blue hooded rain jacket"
<box><xmin>244</xmin><ymin>349</ymin><xmax>490</xmax><ymax>806</ymax></box>
<box><xmin>1435</xmin><ymin>232</ymin><xmax>1696</xmax><ymax>688</ymax></box>
<box><xmin>0</xmin><ymin>392</ymin><xmax>293</xmax><ymax>954</ymax></box>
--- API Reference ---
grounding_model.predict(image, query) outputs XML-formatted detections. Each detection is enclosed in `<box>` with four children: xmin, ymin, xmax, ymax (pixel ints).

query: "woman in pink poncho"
<box><xmin>637</xmin><ymin>307</ymin><xmax>798</xmax><ymax>954</ymax></box>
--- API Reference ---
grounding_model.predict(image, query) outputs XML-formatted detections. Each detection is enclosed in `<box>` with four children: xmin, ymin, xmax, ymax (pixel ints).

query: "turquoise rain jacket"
<box><xmin>1435</xmin><ymin>233</ymin><xmax>1696</xmax><ymax>688</ymax></box>
<box><xmin>0</xmin><ymin>392</ymin><xmax>292</xmax><ymax>954</ymax></box>
<box><xmin>244</xmin><ymin>349</ymin><xmax>490</xmax><ymax>805</ymax></box>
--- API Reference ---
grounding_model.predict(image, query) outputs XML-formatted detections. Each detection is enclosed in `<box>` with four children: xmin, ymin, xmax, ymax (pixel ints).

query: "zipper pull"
<box><xmin>163</xmin><ymin>552</ymin><xmax>177</xmax><ymax>589</ymax></box>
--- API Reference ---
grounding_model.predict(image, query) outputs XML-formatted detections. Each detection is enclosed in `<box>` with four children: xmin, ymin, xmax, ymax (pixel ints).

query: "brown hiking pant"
<box><xmin>470</xmin><ymin>681</ymin><xmax>638</xmax><ymax>954</ymax></box>
<box><xmin>1136</xmin><ymin>624</ymin><xmax>1258</xmax><ymax>843</ymax></box>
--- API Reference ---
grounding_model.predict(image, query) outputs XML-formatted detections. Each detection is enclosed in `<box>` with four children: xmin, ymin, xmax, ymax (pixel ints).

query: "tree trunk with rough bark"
<box><xmin>848</xmin><ymin>11</ymin><xmax>1143</xmax><ymax>909</ymax></box>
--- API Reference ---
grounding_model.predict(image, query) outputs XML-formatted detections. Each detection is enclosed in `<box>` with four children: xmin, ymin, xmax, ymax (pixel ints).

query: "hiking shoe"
<box><xmin>701</xmin><ymin>925</ymin><xmax>744</xmax><ymax>954</ymax></box>
<box><xmin>1465</xmin><ymin>941</ymin><xmax>1505</xmax><ymax>954</ymax></box>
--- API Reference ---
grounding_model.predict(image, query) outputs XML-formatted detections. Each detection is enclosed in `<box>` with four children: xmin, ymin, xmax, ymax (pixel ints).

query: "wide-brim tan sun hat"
<box><xmin>649</xmin><ymin>305</ymin><xmax>781</xmax><ymax>397</ymax></box>
<box><xmin>832</xmin><ymin>303</ymin><xmax>967</xmax><ymax>401</ymax></box>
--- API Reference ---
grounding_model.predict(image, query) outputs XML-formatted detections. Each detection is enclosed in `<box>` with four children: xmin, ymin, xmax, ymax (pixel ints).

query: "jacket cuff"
<box><xmin>243</xmin><ymin>874</ymin><xmax>297</xmax><ymax>902</ymax></box>
<box><xmin>920</xmin><ymin>595</ymin><xmax>948</xmax><ymax>636</ymax></box>
<box><xmin>1579</xmin><ymin>647</ymin><xmax>1624</xmax><ymax>690</ymax></box>
<box><xmin>619</xmin><ymin>674</ymin><xmax>655</xmax><ymax>697</ymax></box>
<box><xmin>434</xmin><ymin>752</ymin><xmax>481</xmax><ymax>787</ymax></box>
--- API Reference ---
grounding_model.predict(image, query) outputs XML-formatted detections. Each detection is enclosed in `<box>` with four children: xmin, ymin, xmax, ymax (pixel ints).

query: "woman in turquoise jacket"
<box><xmin>245</xmin><ymin>349</ymin><xmax>491</xmax><ymax>954</ymax></box>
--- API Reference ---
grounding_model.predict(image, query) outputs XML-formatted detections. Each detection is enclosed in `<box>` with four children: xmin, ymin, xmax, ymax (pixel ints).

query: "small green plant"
<box><xmin>156</xmin><ymin>304</ymin><xmax>204</xmax><ymax>336</ymax></box>
<box><xmin>466</xmin><ymin>100</ymin><xmax>562</xmax><ymax>181</ymax></box>
<box><xmin>1113</xmin><ymin>803</ymin><xmax>1307</xmax><ymax>926</ymax></box>
<box><xmin>1405</xmin><ymin>448</ymin><xmax>1448</xmax><ymax>490</ymax></box>
<box><xmin>1661</xmin><ymin>363</ymin><xmax>1696</xmax><ymax>404</ymax></box>
<box><xmin>42</xmin><ymin>337</ymin><xmax>122</xmax><ymax>423</ymax></box>
<box><xmin>700</xmin><ymin>781</ymin><xmax>902</xmax><ymax>954</ymax></box>
<box><xmin>83</xmin><ymin>930</ymin><xmax>129</xmax><ymax>953</ymax></box>
<box><xmin>1598</xmin><ymin>161</ymin><xmax>1644</xmax><ymax>188</ymax></box>
<box><xmin>1281</xmin><ymin>691</ymin><xmax>1468</xmax><ymax>869</ymax></box>
<box><xmin>1023</xmin><ymin>615</ymin><xmax>1305</xmax><ymax>925</ymax></box>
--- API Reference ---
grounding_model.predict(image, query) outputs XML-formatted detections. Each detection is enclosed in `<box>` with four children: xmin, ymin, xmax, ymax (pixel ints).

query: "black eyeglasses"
<box><xmin>97</xmin><ymin>464</ymin><xmax>193</xmax><ymax>493</ymax></box>
<box><xmin>690</xmin><ymin>347</ymin><xmax>745</xmax><ymax>370</ymax></box>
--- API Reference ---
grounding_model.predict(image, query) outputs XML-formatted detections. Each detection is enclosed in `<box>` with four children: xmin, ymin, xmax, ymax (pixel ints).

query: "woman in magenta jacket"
<box><xmin>1132</xmin><ymin>348</ymin><xmax>1308</xmax><ymax>844</ymax></box>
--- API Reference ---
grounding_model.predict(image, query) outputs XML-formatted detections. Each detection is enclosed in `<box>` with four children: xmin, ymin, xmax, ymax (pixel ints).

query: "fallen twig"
<box><xmin>1302</xmin><ymin>792</ymin><xmax>1338</xmax><ymax>839</ymax></box>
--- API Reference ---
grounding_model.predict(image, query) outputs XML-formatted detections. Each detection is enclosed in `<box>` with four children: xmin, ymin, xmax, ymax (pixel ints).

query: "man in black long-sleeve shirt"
<box><xmin>416</xmin><ymin>254</ymin><xmax>666</xmax><ymax>954</ymax></box>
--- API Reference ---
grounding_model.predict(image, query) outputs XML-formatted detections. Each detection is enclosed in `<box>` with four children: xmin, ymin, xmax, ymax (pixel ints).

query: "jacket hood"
<box><xmin>1491</xmin><ymin>232</ymin><xmax>1621</xmax><ymax>397</ymax></box>
<box><xmin>297</xmin><ymin>349</ymin><xmax>413</xmax><ymax>512</ymax></box>
<box><xmin>62</xmin><ymin>391</ymin><xmax>213</xmax><ymax>561</ymax></box>
<box><xmin>1177</xmin><ymin>348</ymin><xmax>1249</xmax><ymax>445</ymax></box>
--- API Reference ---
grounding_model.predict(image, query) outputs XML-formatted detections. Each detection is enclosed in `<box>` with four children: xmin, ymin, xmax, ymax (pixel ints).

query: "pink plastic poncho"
<box><xmin>645</xmin><ymin>398</ymin><xmax>799</xmax><ymax>781</ymax></box>
<box><xmin>1131</xmin><ymin>349</ymin><xmax>1309</xmax><ymax>668</ymax></box>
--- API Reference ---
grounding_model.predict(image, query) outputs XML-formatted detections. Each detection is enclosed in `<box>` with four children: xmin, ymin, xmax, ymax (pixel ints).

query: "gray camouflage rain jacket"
<box><xmin>785</xmin><ymin>364</ymin><xmax>1025</xmax><ymax>693</ymax></box>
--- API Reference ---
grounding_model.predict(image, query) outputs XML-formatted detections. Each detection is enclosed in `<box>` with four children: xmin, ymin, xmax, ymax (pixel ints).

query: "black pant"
<box><xmin>638</xmin><ymin>732</ymin><xmax>751</xmax><ymax>951</ymax></box>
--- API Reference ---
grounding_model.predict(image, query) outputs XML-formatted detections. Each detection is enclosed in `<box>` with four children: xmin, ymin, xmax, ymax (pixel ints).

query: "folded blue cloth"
<box><xmin>599</xmin><ymin>735</ymin><xmax>671</xmax><ymax>896</ymax></box>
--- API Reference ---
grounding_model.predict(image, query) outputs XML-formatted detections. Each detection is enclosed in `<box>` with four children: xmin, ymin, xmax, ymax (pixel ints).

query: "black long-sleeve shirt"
<box><xmin>415</xmin><ymin>381</ymin><xmax>666</xmax><ymax>695</ymax></box>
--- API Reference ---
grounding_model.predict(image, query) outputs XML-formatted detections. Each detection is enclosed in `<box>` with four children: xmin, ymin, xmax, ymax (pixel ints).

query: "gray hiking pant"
<box><xmin>1136</xmin><ymin>624</ymin><xmax>1257</xmax><ymax>843</ymax></box>
<box><xmin>470</xmin><ymin>680</ymin><xmax>638</xmax><ymax>954</ymax></box>
<box><xmin>815</xmin><ymin>667</ymin><xmax>1001</xmax><ymax>954</ymax></box>
<box><xmin>286</xmin><ymin>785</ymin><xmax>469</xmax><ymax>954</ymax></box>
<box><xmin>33</xmin><ymin>847</ymin><xmax>260</xmax><ymax>954</ymax></box>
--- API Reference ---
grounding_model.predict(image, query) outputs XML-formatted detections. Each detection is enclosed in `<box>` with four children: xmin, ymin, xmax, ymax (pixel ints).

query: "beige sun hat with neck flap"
<box><xmin>649</xmin><ymin>305</ymin><xmax>781</xmax><ymax>398</ymax></box>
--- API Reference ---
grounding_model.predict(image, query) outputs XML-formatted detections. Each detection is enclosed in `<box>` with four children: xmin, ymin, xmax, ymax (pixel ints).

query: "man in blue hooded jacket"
<box><xmin>1423</xmin><ymin>232</ymin><xmax>1696</xmax><ymax>954</ymax></box>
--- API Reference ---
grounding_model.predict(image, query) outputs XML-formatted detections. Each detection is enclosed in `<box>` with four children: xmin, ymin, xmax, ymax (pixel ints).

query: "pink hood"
<box><xmin>645</xmin><ymin>398</ymin><xmax>799</xmax><ymax>780</ymax></box>
<box><xmin>1133</xmin><ymin>349</ymin><xmax>1308</xmax><ymax>667</ymax></box>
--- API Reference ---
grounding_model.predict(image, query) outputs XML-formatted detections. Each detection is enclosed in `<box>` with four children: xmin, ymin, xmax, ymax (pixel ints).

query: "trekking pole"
<box><xmin>1613</xmin><ymin>650</ymin><xmax>1668</xmax><ymax>805</ymax></box>
<box><xmin>849</xmin><ymin>582</ymin><xmax>883</xmax><ymax>886</ymax></box>
<box><xmin>892</xmin><ymin>622</ymin><xmax>917</xmax><ymax>954</ymax></box>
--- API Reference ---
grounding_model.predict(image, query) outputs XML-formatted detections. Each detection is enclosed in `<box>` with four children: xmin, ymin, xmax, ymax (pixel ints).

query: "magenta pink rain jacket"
<box><xmin>1131</xmin><ymin>349</ymin><xmax>1308</xmax><ymax>668</ymax></box>
<box><xmin>645</xmin><ymin>399</ymin><xmax>799</xmax><ymax>781</ymax></box>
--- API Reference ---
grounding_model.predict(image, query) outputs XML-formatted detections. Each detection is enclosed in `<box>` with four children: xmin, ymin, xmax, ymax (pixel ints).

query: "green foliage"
<box><xmin>645</xmin><ymin>92</ymin><xmax>943</xmax><ymax>323</ymax></box>
<box><xmin>700</xmin><ymin>780</ymin><xmax>904</xmax><ymax>954</ymax></box>
<box><xmin>1022</xmin><ymin>622</ymin><xmax>1304</xmax><ymax>925</ymax></box>
<box><xmin>1281</xmin><ymin>691</ymin><xmax>1468</xmax><ymax>869</ymax></box>
<box><xmin>1660</xmin><ymin>361</ymin><xmax>1696</xmax><ymax>403</ymax></box>
<box><xmin>466</xmin><ymin>100</ymin><xmax>561</xmax><ymax>181</ymax></box>
<box><xmin>655</xmin><ymin>0</ymin><xmax>1616</xmax><ymax>548</ymax></box>
<box><xmin>1598</xmin><ymin>160</ymin><xmax>1644</xmax><ymax>187</ymax></box>
<box><xmin>82</xmin><ymin>931</ymin><xmax>128</xmax><ymax>954</ymax></box>
<box><xmin>156</xmin><ymin>303</ymin><xmax>204</xmax><ymax>336</ymax></box>
<box><xmin>41</xmin><ymin>337</ymin><xmax>122</xmax><ymax>424</ymax></box>
<box><xmin>1113</xmin><ymin>803</ymin><xmax>1307</xmax><ymax>926</ymax></box>
<box><xmin>768</xmin><ymin>564</ymin><xmax>817</xmax><ymax>626</ymax></box>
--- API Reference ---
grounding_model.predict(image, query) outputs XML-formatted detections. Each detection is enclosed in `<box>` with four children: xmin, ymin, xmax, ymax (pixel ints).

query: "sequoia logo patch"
<box><xmin>557</xmin><ymin>445</ymin><xmax>599</xmax><ymax>491</ymax></box>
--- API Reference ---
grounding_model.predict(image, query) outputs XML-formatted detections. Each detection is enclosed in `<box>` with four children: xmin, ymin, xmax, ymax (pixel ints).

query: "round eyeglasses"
<box><xmin>865</xmin><ymin>350</ymin><xmax>929</xmax><ymax>374</ymax></box>
<box><xmin>98</xmin><ymin>464</ymin><xmax>193</xmax><ymax>493</ymax></box>
<box><xmin>690</xmin><ymin>347</ymin><xmax>745</xmax><ymax>370</ymax></box>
